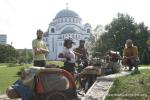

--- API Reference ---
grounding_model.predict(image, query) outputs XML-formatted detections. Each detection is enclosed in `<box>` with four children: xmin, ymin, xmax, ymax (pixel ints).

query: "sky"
<box><xmin>0</xmin><ymin>0</ymin><xmax>150</xmax><ymax>49</ymax></box>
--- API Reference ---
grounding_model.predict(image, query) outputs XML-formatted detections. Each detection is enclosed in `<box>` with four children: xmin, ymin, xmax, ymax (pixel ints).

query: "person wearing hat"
<box><xmin>58</xmin><ymin>38</ymin><xmax>76</xmax><ymax>75</ymax></box>
<box><xmin>74</xmin><ymin>40</ymin><xmax>88</xmax><ymax>69</ymax></box>
<box><xmin>32</xmin><ymin>29</ymin><xmax>49</xmax><ymax>67</ymax></box>
<box><xmin>122</xmin><ymin>39</ymin><xmax>139</xmax><ymax>72</ymax></box>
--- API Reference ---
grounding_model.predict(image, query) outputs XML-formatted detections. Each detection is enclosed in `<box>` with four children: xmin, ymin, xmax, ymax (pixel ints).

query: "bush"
<box><xmin>7</xmin><ymin>63</ymin><xmax>17</xmax><ymax>67</ymax></box>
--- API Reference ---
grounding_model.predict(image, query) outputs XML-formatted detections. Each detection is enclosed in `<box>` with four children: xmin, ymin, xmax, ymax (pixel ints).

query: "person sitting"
<box><xmin>58</xmin><ymin>38</ymin><xmax>76</xmax><ymax>76</ymax></box>
<box><xmin>122</xmin><ymin>39</ymin><xmax>140</xmax><ymax>72</ymax></box>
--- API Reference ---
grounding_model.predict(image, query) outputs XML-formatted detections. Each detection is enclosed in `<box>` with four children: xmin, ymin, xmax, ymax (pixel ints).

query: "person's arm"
<box><xmin>73</xmin><ymin>51</ymin><xmax>82</xmax><ymax>56</ymax></box>
<box><xmin>40</xmin><ymin>42</ymin><xmax>49</xmax><ymax>54</ymax></box>
<box><xmin>32</xmin><ymin>40</ymin><xmax>41</xmax><ymax>54</ymax></box>
<box><xmin>32</xmin><ymin>40</ymin><xmax>49</xmax><ymax>54</ymax></box>
<box><xmin>58</xmin><ymin>51</ymin><xmax>67</xmax><ymax>61</ymax></box>
<box><xmin>123</xmin><ymin>48</ymin><xmax>127</xmax><ymax>59</ymax></box>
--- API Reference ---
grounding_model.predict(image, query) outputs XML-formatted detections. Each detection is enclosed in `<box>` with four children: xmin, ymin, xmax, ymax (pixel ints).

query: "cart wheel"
<box><xmin>45</xmin><ymin>91</ymin><xmax>68</xmax><ymax>100</ymax></box>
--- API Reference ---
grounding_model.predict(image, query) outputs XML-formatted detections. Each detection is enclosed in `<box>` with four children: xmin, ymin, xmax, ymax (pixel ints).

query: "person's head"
<box><xmin>126</xmin><ymin>39</ymin><xmax>133</xmax><ymax>48</ymax></box>
<box><xmin>79</xmin><ymin>40</ymin><xmax>85</xmax><ymax>47</ymax></box>
<box><xmin>64</xmin><ymin>38</ymin><xmax>74</xmax><ymax>49</ymax></box>
<box><xmin>36</xmin><ymin>29</ymin><xmax>43</xmax><ymax>40</ymax></box>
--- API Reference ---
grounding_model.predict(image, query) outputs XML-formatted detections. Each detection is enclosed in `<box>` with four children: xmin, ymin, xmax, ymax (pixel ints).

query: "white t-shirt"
<box><xmin>59</xmin><ymin>47</ymin><xmax>75</xmax><ymax>63</ymax></box>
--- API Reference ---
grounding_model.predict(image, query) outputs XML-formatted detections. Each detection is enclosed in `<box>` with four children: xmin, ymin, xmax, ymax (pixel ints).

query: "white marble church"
<box><xmin>43</xmin><ymin>8</ymin><xmax>92</xmax><ymax>60</ymax></box>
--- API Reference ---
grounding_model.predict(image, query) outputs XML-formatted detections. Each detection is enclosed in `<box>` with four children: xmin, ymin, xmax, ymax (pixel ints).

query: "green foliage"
<box><xmin>140</xmin><ymin>48</ymin><xmax>150</xmax><ymax>64</ymax></box>
<box><xmin>85</xmin><ymin>32</ymin><xmax>96</xmax><ymax>55</ymax></box>
<box><xmin>18</xmin><ymin>49</ymin><xmax>33</xmax><ymax>64</ymax></box>
<box><xmin>105</xmin><ymin>69</ymin><xmax>150</xmax><ymax>100</ymax></box>
<box><xmin>94</xmin><ymin>13</ymin><xmax>150</xmax><ymax>64</ymax></box>
<box><xmin>0</xmin><ymin>44</ymin><xmax>19</xmax><ymax>63</ymax></box>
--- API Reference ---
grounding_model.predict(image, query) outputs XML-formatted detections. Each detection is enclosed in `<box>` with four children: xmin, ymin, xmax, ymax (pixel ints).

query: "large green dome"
<box><xmin>55</xmin><ymin>9</ymin><xmax>80</xmax><ymax>19</ymax></box>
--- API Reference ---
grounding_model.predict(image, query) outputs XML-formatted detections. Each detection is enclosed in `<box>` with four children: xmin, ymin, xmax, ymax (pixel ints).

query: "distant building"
<box><xmin>93</xmin><ymin>25</ymin><xmax>105</xmax><ymax>41</ymax></box>
<box><xmin>0</xmin><ymin>34</ymin><xmax>7</xmax><ymax>44</ymax></box>
<box><xmin>43</xmin><ymin>8</ymin><xmax>92</xmax><ymax>60</ymax></box>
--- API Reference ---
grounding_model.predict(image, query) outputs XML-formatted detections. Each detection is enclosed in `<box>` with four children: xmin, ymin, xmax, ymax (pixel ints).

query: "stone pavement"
<box><xmin>81</xmin><ymin>67</ymin><xmax>150</xmax><ymax>100</ymax></box>
<box><xmin>81</xmin><ymin>71</ymin><xmax>132</xmax><ymax>100</ymax></box>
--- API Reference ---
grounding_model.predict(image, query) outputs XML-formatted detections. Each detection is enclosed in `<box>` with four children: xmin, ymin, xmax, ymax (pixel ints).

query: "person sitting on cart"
<box><xmin>58</xmin><ymin>38</ymin><xmax>76</xmax><ymax>76</ymax></box>
<box><xmin>74</xmin><ymin>40</ymin><xmax>88</xmax><ymax>68</ymax></box>
<box><xmin>122</xmin><ymin>39</ymin><xmax>140</xmax><ymax>72</ymax></box>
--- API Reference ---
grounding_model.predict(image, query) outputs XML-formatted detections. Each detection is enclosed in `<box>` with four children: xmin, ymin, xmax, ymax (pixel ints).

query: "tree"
<box><xmin>18</xmin><ymin>49</ymin><xmax>33</xmax><ymax>64</ymax></box>
<box><xmin>0</xmin><ymin>44</ymin><xmax>19</xmax><ymax>63</ymax></box>
<box><xmin>93</xmin><ymin>25</ymin><xmax>105</xmax><ymax>41</ymax></box>
<box><xmin>94</xmin><ymin>13</ymin><xmax>150</xmax><ymax>64</ymax></box>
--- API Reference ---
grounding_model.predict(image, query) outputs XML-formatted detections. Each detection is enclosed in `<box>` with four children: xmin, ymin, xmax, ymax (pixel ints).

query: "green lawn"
<box><xmin>105</xmin><ymin>69</ymin><xmax>150</xmax><ymax>100</ymax></box>
<box><xmin>139</xmin><ymin>64</ymin><xmax>150</xmax><ymax>67</ymax></box>
<box><xmin>0</xmin><ymin>66</ymin><xmax>21</xmax><ymax>94</ymax></box>
<box><xmin>0</xmin><ymin>61</ymin><xmax>63</xmax><ymax>94</ymax></box>
<box><xmin>46</xmin><ymin>60</ymin><xmax>64</xmax><ymax>67</ymax></box>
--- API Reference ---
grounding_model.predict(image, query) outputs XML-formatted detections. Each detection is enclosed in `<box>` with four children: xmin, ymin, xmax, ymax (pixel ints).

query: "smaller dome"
<box><xmin>61</xmin><ymin>27</ymin><xmax>79</xmax><ymax>34</ymax></box>
<box><xmin>55</xmin><ymin>9</ymin><xmax>79</xmax><ymax>19</ymax></box>
<box><xmin>84</xmin><ymin>23</ymin><xmax>91</xmax><ymax>27</ymax></box>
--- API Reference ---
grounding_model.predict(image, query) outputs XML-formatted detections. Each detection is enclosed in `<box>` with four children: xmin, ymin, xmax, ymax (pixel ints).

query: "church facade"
<box><xmin>43</xmin><ymin>9</ymin><xmax>92</xmax><ymax>60</ymax></box>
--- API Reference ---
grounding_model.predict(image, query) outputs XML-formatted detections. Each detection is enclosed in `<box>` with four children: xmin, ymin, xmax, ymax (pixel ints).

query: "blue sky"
<box><xmin>0</xmin><ymin>0</ymin><xmax>150</xmax><ymax>49</ymax></box>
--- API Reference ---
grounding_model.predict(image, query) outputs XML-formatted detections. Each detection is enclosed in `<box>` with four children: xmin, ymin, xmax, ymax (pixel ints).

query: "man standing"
<box><xmin>58</xmin><ymin>38</ymin><xmax>76</xmax><ymax>76</ymax></box>
<box><xmin>122</xmin><ymin>39</ymin><xmax>139</xmax><ymax>72</ymax></box>
<box><xmin>32</xmin><ymin>29</ymin><xmax>49</xmax><ymax>67</ymax></box>
<box><xmin>74</xmin><ymin>40</ymin><xmax>88</xmax><ymax>68</ymax></box>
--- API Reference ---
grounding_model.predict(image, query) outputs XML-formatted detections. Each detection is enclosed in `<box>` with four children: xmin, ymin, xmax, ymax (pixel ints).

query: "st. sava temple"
<box><xmin>43</xmin><ymin>8</ymin><xmax>92</xmax><ymax>60</ymax></box>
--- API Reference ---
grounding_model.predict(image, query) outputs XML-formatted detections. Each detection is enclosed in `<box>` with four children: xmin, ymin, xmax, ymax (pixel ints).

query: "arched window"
<box><xmin>65</xmin><ymin>18</ymin><xmax>67</xmax><ymax>22</ymax></box>
<box><xmin>61</xmin><ymin>18</ymin><xmax>63</xmax><ymax>23</ymax></box>
<box><xmin>87</xmin><ymin>29</ymin><xmax>90</xmax><ymax>33</ymax></box>
<box><xmin>69</xmin><ymin>18</ymin><xmax>71</xmax><ymax>22</ymax></box>
<box><xmin>51</xmin><ymin>28</ymin><xmax>55</xmax><ymax>33</ymax></box>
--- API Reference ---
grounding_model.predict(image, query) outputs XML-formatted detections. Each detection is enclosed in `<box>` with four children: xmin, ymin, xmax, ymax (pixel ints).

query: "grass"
<box><xmin>140</xmin><ymin>64</ymin><xmax>150</xmax><ymax>67</ymax></box>
<box><xmin>0</xmin><ymin>66</ymin><xmax>21</xmax><ymax>94</ymax></box>
<box><xmin>105</xmin><ymin>69</ymin><xmax>150</xmax><ymax>100</ymax></box>
<box><xmin>0</xmin><ymin>61</ymin><xmax>63</xmax><ymax>94</ymax></box>
<box><xmin>46</xmin><ymin>60</ymin><xmax>64</xmax><ymax>67</ymax></box>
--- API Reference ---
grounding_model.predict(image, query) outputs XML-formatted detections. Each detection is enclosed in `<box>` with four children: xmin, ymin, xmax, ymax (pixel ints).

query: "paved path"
<box><xmin>81</xmin><ymin>67</ymin><xmax>150</xmax><ymax>100</ymax></box>
<box><xmin>81</xmin><ymin>71</ymin><xmax>132</xmax><ymax>100</ymax></box>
